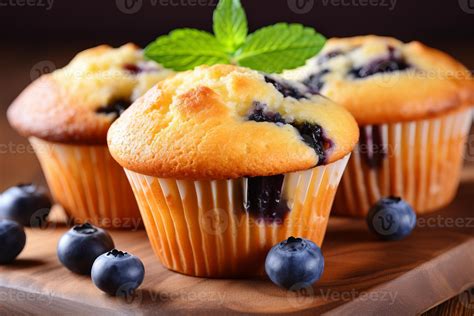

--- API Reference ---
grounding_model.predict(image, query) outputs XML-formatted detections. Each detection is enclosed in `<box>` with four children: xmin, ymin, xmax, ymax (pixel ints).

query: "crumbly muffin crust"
<box><xmin>8</xmin><ymin>44</ymin><xmax>173</xmax><ymax>144</ymax></box>
<box><xmin>108</xmin><ymin>65</ymin><xmax>359</xmax><ymax>180</ymax></box>
<box><xmin>282</xmin><ymin>35</ymin><xmax>474</xmax><ymax>125</ymax></box>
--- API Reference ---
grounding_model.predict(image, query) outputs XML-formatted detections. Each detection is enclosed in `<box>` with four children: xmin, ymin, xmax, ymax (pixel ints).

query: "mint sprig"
<box><xmin>144</xmin><ymin>29</ymin><xmax>230</xmax><ymax>71</ymax></box>
<box><xmin>213</xmin><ymin>0</ymin><xmax>247</xmax><ymax>52</ymax></box>
<box><xmin>236</xmin><ymin>23</ymin><xmax>326</xmax><ymax>73</ymax></box>
<box><xmin>144</xmin><ymin>0</ymin><xmax>326</xmax><ymax>73</ymax></box>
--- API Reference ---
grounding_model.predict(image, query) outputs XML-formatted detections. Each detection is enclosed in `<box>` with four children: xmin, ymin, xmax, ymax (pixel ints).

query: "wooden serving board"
<box><xmin>0</xmin><ymin>177</ymin><xmax>473</xmax><ymax>315</ymax></box>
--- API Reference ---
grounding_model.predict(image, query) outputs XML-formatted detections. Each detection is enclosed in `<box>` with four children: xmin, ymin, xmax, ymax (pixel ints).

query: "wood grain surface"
<box><xmin>0</xmin><ymin>178</ymin><xmax>472</xmax><ymax>315</ymax></box>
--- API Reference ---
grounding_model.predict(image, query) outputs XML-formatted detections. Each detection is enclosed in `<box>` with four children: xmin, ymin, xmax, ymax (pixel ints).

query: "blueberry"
<box><xmin>350</xmin><ymin>47</ymin><xmax>410</xmax><ymax>79</ymax></box>
<box><xmin>0</xmin><ymin>219</ymin><xmax>26</xmax><ymax>264</ymax></box>
<box><xmin>57</xmin><ymin>223</ymin><xmax>114</xmax><ymax>275</ymax></box>
<box><xmin>264</xmin><ymin>75</ymin><xmax>308</xmax><ymax>100</ymax></box>
<box><xmin>359</xmin><ymin>125</ymin><xmax>386</xmax><ymax>169</ymax></box>
<box><xmin>96</xmin><ymin>99</ymin><xmax>131</xmax><ymax>118</ymax></box>
<box><xmin>303</xmin><ymin>69</ymin><xmax>329</xmax><ymax>94</ymax></box>
<box><xmin>245</xmin><ymin>174</ymin><xmax>289</xmax><ymax>222</ymax></box>
<box><xmin>367</xmin><ymin>196</ymin><xmax>416</xmax><ymax>241</ymax></box>
<box><xmin>317</xmin><ymin>50</ymin><xmax>343</xmax><ymax>65</ymax></box>
<box><xmin>91</xmin><ymin>249</ymin><xmax>145</xmax><ymax>296</ymax></box>
<box><xmin>247</xmin><ymin>103</ymin><xmax>330</xmax><ymax>165</ymax></box>
<box><xmin>350</xmin><ymin>58</ymin><xmax>409</xmax><ymax>78</ymax></box>
<box><xmin>265</xmin><ymin>237</ymin><xmax>324</xmax><ymax>290</ymax></box>
<box><xmin>123</xmin><ymin>63</ymin><xmax>141</xmax><ymax>74</ymax></box>
<box><xmin>0</xmin><ymin>184</ymin><xmax>52</xmax><ymax>227</ymax></box>
<box><xmin>248</xmin><ymin>102</ymin><xmax>332</xmax><ymax>165</ymax></box>
<box><xmin>293</xmin><ymin>122</ymin><xmax>330</xmax><ymax>165</ymax></box>
<box><xmin>248</xmin><ymin>102</ymin><xmax>286</xmax><ymax>125</ymax></box>
<box><xmin>123</xmin><ymin>63</ymin><xmax>160</xmax><ymax>75</ymax></box>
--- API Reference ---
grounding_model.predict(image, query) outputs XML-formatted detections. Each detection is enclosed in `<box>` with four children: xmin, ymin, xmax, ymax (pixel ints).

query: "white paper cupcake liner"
<box><xmin>125</xmin><ymin>154</ymin><xmax>350</xmax><ymax>277</ymax></box>
<box><xmin>333</xmin><ymin>108</ymin><xmax>472</xmax><ymax>216</ymax></box>
<box><xmin>30</xmin><ymin>137</ymin><xmax>142</xmax><ymax>229</ymax></box>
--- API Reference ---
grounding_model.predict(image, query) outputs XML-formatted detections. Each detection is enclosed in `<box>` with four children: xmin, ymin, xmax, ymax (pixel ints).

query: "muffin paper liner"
<box><xmin>30</xmin><ymin>138</ymin><xmax>142</xmax><ymax>229</ymax></box>
<box><xmin>125</xmin><ymin>154</ymin><xmax>350</xmax><ymax>277</ymax></box>
<box><xmin>333</xmin><ymin>108</ymin><xmax>473</xmax><ymax>217</ymax></box>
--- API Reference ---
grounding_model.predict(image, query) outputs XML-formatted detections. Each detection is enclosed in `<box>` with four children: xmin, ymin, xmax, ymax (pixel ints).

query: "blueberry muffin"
<box><xmin>283</xmin><ymin>35</ymin><xmax>474</xmax><ymax>216</ymax></box>
<box><xmin>108</xmin><ymin>64</ymin><xmax>359</xmax><ymax>277</ymax></box>
<box><xmin>8</xmin><ymin>44</ymin><xmax>173</xmax><ymax>228</ymax></box>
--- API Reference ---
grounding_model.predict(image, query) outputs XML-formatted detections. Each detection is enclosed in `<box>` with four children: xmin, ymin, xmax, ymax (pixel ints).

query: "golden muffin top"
<box><xmin>8</xmin><ymin>43</ymin><xmax>173</xmax><ymax>144</ymax></box>
<box><xmin>108</xmin><ymin>64</ymin><xmax>359</xmax><ymax>180</ymax></box>
<box><xmin>282</xmin><ymin>35</ymin><xmax>474</xmax><ymax>125</ymax></box>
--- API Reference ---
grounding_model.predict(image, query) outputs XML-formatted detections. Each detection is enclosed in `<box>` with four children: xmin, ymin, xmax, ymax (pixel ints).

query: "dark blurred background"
<box><xmin>2</xmin><ymin>0</ymin><xmax>474</xmax><ymax>45</ymax></box>
<box><xmin>1</xmin><ymin>0</ymin><xmax>474</xmax><ymax>187</ymax></box>
<box><xmin>2</xmin><ymin>0</ymin><xmax>474</xmax><ymax>101</ymax></box>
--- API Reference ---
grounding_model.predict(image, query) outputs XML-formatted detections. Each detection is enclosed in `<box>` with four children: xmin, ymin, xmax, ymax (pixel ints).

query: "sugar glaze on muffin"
<box><xmin>108</xmin><ymin>64</ymin><xmax>358</xmax><ymax>180</ymax></box>
<box><xmin>8</xmin><ymin>44</ymin><xmax>173</xmax><ymax>144</ymax></box>
<box><xmin>283</xmin><ymin>35</ymin><xmax>474</xmax><ymax>125</ymax></box>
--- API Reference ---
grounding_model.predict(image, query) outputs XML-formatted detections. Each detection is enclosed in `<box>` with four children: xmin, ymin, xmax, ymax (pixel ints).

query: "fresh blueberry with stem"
<box><xmin>366</xmin><ymin>196</ymin><xmax>416</xmax><ymax>241</ymax></box>
<box><xmin>57</xmin><ymin>223</ymin><xmax>114</xmax><ymax>275</ymax></box>
<box><xmin>265</xmin><ymin>236</ymin><xmax>324</xmax><ymax>290</ymax></box>
<box><xmin>0</xmin><ymin>219</ymin><xmax>26</xmax><ymax>264</ymax></box>
<box><xmin>0</xmin><ymin>184</ymin><xmax>52</xmax><ymax>227</ymax></box>
<box><xmin>91</xmin><ymin>249</ymin><xmax>145</xmax><ymax>296</ymax></box>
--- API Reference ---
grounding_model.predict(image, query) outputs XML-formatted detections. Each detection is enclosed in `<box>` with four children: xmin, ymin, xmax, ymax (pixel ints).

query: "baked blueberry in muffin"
<box><xmin>285</xmin><ymin>40</ymin><xmax>414</xmax><ymax>94</ymax></box>
<box><xmin>108</xmin><ymin>65</ymin><xmax>358</xmax><ymax>276</ymax></box>
<box><xmin>283</xmin><ymin>36</ymin><xmax>473</xmax><ymax>124</ymax></box>
<box><xmin>284</xmin><ymin>35</ymin><xmax>474</xmax><ymax>215</ymax></box>
<box><xmin>7</xmin><ymin>44</ymin><xmax>173</xmax><ymax>228</ymax></box>
<box><xmin>9</xmin><ymin>44</ymin><xmax>173</xmax><ymax>143</ymax></box>
<box><xmin>262</xmin><ymin>75</ymin><xmax>310</xmax><ymax>99</ymax></box>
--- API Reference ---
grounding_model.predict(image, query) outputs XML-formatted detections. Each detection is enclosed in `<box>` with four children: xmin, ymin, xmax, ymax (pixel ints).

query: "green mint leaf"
<box><xmin>235</xmin><ymin>23</ymin><xmax>326</xmax><ymax>73</ymax></box>
<box><xmin>144</xmin><ymin>29</ymin><xmax>231</xmax><ymax>71</ymax></box>
<box><xmin>213</xmin><ymin>0</ymin><xmax>248</xmax><ymax>52</ymax></box>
